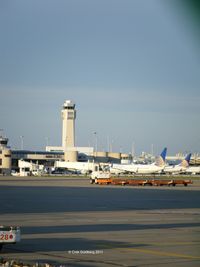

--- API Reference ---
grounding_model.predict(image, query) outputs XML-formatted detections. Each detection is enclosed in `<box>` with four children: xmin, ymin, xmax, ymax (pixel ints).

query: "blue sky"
<box><xmin>0</xmin><ymin>0</ymin><xmax>200</xmax><ymax>155</ymax></box>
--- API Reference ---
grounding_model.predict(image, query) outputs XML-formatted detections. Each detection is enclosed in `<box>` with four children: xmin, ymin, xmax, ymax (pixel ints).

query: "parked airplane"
<box><xmin>54</xmin><ymin>160</ymin><xmax>99</xmax><ymax>174</ymax></box>
<box><xmin>111</xmin><ymin>147</ymin><xmax>167</xmax><ymax>174</ymax></box>
<box><xmin>164</xmin><ymin>153</ymin><xmax>191</xmax><ymax>174</ymax></box>
<box><xmin>185</xmin><ymin>165</ymin><xmax>200</xmax><ymax>175</ymax></box>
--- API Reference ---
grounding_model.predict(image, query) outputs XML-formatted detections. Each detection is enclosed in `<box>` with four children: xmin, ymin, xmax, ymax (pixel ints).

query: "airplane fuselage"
<box><xmin>164</xmin><ymin>165</ymin><xmax>186</xmax><ymax>174</ymax></box>
<box><xmin>112</xmin><ymin>163</ymin><xmax>164</xmax><ymax>174</ymax></box>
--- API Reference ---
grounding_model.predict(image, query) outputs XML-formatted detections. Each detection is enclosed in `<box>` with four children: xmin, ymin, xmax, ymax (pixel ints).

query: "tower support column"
<box><xmin>61</xmin><ymin>100</ymin><xmax>76</xmax><ymax>151</ymax></box>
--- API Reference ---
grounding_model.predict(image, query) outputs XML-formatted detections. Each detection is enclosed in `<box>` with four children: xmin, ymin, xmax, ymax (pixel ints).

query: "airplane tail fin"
<box><xmin>180</xmin><ymin>153</ymin><xmax>191</xmax><ymax>168</ymax></box>
<box><xmin>155</xmin><ymin>147</ymin><xmax>167</xmax><ymax>167</ymax></box>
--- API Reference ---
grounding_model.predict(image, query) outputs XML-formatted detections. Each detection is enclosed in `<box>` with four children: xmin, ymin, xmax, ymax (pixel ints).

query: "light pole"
<box><xmin>45</xmin><ymin>137</ymin><xmax>49</xmax><ymax>147</ymax></box>
<box><xmin>94</xmin><ymin>132</ymin><xmax>98</xmax><ymax>154</ymax></box>
<box><xmin>110</xmin><ymin>139</ymin><xmax>114</xmax><ymax>152</ymax></box>
<box><xmin>151</xmin><ymin>144</ymin><xmax>154</xmax><ymax>156</ymax></box>
<box><xmin>132</xmin><ymin>142</ymin><xmax>135</xmax><ymax>159</ymax></box>
<box><xmin>20</xmin><ymin>135</ymin><xmax>24</xmax><ymax>150</ymax></box>
<box><xmin>107</xmin><ymin>135</ymin><xmax>110</xmax><ymax>152</ymax></box>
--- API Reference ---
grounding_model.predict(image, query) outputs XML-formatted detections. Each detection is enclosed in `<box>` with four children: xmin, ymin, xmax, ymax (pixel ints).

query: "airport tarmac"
<box><xmin>0</xmin><ymin>176</ymin><xmax>200</xmax><ymax>266</ymax></box>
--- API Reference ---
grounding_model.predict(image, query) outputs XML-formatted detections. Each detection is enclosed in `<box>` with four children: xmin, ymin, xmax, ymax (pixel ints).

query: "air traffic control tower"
<box><xmin>61</xmin><ymin>100</ymin><xmax>76</xmax><ymax>151</ymax></box>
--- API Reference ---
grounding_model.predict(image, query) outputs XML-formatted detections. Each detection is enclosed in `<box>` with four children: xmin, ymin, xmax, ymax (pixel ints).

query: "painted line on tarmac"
<box><xmin>142</xmin><ymin>241</ymin><xmax>200</xmax><ymax>246</ymax></box>
<box><xmin>98</xmin><ymin>243</ymin><xmax>200</xmax><ymax>260</ymax></box>
<box><xmin>98</xmin><ymin>241</ymin><xmax>200</xmax><ymax>248</ymax></box>
<box><xmin>122</xmin><ymin>248</ymin><xmax>200</xmax><ymax>260</ymax></box>
<box><xmin>121</xmin><ymin>248</ymin><xmax>200</xmax><ymax>260</ymax></box>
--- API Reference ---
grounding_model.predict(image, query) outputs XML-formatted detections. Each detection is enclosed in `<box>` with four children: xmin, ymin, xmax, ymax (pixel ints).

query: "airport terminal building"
<box><xmin>1</xmin><ymin>99</ymin><xmax>200</xmax><ymax>175</ymax></box>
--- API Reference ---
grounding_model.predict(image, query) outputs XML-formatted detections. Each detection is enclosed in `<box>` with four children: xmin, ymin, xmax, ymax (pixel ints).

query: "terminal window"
<box><xmin>67</xmin><ymin>112</ymin><xmax>74</xmax><ymax>119</ymax></box>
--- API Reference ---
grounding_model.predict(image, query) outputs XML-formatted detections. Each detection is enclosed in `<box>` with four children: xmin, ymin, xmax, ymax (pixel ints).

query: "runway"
<box><xmin>0</xmin><ymin>176</ymin><xmax>200</xmax><ymax>266</ymax></box>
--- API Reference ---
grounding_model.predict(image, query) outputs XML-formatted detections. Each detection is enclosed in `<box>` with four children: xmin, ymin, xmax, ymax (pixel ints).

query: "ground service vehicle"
<box><xmin>0</xmin><ymin>226</ymin><xmax>21</xmax><ymax>251</ymax></box>
<box><xmin>90</xmin><ymin>171</ymin><xmax>111</xmax><ymax>184</ymax></box>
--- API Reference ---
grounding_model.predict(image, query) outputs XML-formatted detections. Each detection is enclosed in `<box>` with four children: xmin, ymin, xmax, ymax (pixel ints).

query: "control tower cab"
<box><xmin>61</xmin><ymin>100</ymin><xmax>76</xmax><ymax>150</ymax></box>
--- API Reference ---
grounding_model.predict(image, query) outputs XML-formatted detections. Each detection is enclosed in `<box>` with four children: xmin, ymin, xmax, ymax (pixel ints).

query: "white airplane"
<box><xmin>185</xmin><ymin>165</ymin><xmax>200</xmax><ymax>175</ymax></box>
<box><xmin>111</xmin><ymin>147</ymin><xmax>167</xmax><ymax>174</ymax></box>
<box><xmin>54</xmin><ymin>160</ymin><xmax>100</xmax><ymax>174</ymax></box>
<box><xmin>164</xmin><ymin>153</ymin><xmax>191</xmax><ymax>174</ymax></box>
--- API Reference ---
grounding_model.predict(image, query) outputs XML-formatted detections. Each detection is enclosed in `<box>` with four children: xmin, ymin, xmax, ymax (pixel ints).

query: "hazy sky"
<box><xmin>0</xmin><ymin>0</ymin><xmax>200</xmax><ymax>155</ymax></box>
